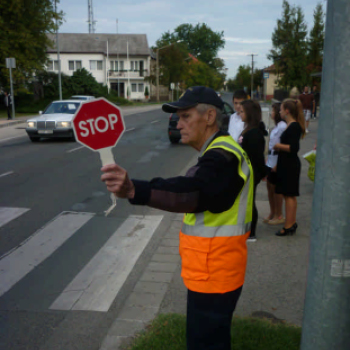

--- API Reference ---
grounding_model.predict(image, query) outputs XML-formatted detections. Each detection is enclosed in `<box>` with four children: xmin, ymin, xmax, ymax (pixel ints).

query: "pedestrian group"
<box><xmin>101</xmin><ymin>86</ymin><xmax>309</xmax><ymax>350</ymax></box>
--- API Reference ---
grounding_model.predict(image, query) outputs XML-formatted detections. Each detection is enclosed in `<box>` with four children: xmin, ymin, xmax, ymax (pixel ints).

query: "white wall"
<box><xmin>47</xmin><ymin>53</ymin><xmax>151</xmax><ymax>100</ymax></box>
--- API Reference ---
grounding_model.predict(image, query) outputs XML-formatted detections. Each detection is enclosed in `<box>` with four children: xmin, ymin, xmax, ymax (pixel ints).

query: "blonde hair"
<box><xmin>282</xmin><ymin>98</ymin><xmax>306</xmax><ymax>138</ymax></box>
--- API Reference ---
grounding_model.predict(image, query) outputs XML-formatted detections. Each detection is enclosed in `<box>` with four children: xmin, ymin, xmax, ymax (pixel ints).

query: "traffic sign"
<box><xmin>264</xmin><ymin>72</ymin><xmax>269</xmax><ymax>79</ymax></box>
<box><xmin>72</xmin><ymin>98</ymin><xmax>125</xmax><ymax>216</ymax></box>
<box><xmin>73</xmin><ymin>98</ymin><xmax>125</xmax><ymax>152</ymax></box>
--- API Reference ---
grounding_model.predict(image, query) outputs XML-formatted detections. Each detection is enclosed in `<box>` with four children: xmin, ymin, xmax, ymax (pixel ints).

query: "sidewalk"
<box><xmin>100</xmin><ymin>120</ymin><xmax>318</xmax><ymax>350</ymax></box>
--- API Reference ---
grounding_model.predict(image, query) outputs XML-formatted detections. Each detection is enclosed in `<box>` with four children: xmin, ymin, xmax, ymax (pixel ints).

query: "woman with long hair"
<box><xmin>239</xmin><ymin>100</ymin><xmax>267</xmax><ymax>242</ymax></box>
<box><xmin>264</xmin><ymin>103</ymin><xmax>287</xmax><ymax>225</ymax></box>
<box><xmin>273</xmin><ymin>99</ymin><xmax>305</xmax><ymax>236</ymax></box>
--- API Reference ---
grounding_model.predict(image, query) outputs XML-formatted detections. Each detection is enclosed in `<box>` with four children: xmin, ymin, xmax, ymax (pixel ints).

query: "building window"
<box><xmin>47</xmin><ymin>60</ymin><xmax>59</xmax><ymax>71</ymax></box>
<box><xmin>68</xmin><ymin>60</ymin><xmax>82</xmax><ymax>71</ymax></box>
<box><xmin>90</xmin><ymin>60</ymin><xmax>103</xmax><ymax>70</ymax></box>
<box><xmin>130</xmin><ymin>61</ymin><xmax>139</xmax><ymax>71</ymax></box>
<box><xmin>131</xmin><ymin>83</ymin><xmax>137</xmax><ymax>92</ymax></box>
<box><xmin>110</xmin><ymin>61</ymin><xmax>114</xmax><ymax>70</ymax></box>
<box><xmin>120</xmin><ymin>61</ymin><xmax>124</xmax><ymax>71</ymax></box>
<box><xmin>138</xmin><ymin>83</ymin><xmax>144</xmax><ymax>92</ymax></box>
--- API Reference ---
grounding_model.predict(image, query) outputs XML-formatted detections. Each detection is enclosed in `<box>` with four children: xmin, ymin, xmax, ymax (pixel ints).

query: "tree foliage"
<box><xmin>159</xmin><ymin>23</ymin><xmax>225</xmax><ymax>68</ymax></box>
<box><xmin>153</xmin><ymin>23</ymin><xmax>226</xmax><ymax>91</ymax></box>
<box><xmin>227</xmin><ymin>65</ymin><xmax>262</xmax><ymax>92</ymax></box>
<box><xmin>268</xmin><ymin>0</ymin><xmax>309</xmax><ymax>90</ymax></box>
<box><xmin>307</xmin><ymin>2</ymin><xmax>325</xmax><ymax>73</ymax></box>
<box><xmin>0</xmin><ymin>0</ymin><xmax>64</xmax><ymax>90</ymax></box>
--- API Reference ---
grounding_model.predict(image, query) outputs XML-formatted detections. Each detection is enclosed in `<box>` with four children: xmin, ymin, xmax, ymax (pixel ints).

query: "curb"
<box><xmin>0</xmin><ymin>120</ymin><xmax>27</xmax><ymax>128</ymax></box>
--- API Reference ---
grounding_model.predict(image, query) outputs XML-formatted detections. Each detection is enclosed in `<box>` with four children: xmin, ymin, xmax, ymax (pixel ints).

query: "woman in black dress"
<box><xmin>239</xmin><ymin>100</ymin><xmax>267</xmax><ymax>241</ymax></box>
<box><xmin>273</xmin><ymin>99</ymin><xmax>305</xmax><ymax>236</ymax></box>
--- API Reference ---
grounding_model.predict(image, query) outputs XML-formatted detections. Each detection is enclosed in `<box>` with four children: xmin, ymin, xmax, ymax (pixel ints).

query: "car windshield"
<box><xmin>44</xmin><ymin>102</ymin><xmax>80</xmax><ymax>114</ymax></box>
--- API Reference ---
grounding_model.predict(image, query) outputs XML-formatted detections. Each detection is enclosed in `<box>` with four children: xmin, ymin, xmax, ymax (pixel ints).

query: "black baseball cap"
<box><xmin>162</xmin><ymin>86</ymin><xmax>224</xmax><ymax>113</ymax></box>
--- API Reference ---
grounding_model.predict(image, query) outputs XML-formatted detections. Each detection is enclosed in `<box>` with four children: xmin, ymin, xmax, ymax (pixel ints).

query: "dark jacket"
<box><xmin>240</xmin><ymin>125</ymin><xmax>266</xmax><ymax>185</ymax></box>
<box><xmin>129</xmin><ymin>131</ymin><xmax>244</xmax><ymax>214</ymax></box>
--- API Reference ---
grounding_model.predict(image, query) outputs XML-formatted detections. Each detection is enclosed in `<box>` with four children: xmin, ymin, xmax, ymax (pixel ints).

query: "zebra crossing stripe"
<box><xmin>0</xmin><ymin>211</ymin><xmax>94</xmax><ymax>297</ymax></box>
<box><xmin>0</xmin><ymin>207</ymin><xmax>30</xmax><ymax>229</ymax></box>
<box><xmin>50</xmin><ymin>215</ymin><xmax>163</xmax><ymax>312</ymax></box>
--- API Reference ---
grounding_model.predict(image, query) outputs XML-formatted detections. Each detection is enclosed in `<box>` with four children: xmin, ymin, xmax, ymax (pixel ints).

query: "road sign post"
<box><xmin>73</xmin><ymin>98</ymin><xmax>125</xmax><ymax>215</ymax></box>
<box><xmin>263</xmin><ymin>72</ymin><xmax>269</xmax><ymax>102</ymax></box>
<box><xmin>6</xmin><ymin>58</ymin><xmax>16</xmax><ymax>119</ymax></box>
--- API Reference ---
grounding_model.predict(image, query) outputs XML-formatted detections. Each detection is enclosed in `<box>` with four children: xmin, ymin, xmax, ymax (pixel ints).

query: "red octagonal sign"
<box><xmin>72</xmin><ymin>98</ymin><xmax>125</xmax><ymax>151</ymax></box>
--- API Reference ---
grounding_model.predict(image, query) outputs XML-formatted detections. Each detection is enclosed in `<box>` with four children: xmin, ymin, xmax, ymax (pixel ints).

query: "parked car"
<box><xmin>26</xmin><ymin>100</ymin><xmax>83</xmax><ymax>142</ymax></box>
<box><xmin>168</xmin><ymin>102</ymin><xmax>234</xmax><ymax>144</ymax></box>
<box><xmin>70</xmin><ymin>95</ymin><xmax>95</xmax><ymax>100</ymax></box>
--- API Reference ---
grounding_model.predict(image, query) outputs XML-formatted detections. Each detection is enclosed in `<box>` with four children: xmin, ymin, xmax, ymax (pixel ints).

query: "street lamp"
<box><xmin>156</xmin><ymin>40</ymin><xmax>183</xmax><ymax>103</ymax></box>
<box><xmin>54</xmin><ymin>0</ymin><xmax>62</xmax><ymax>100</ymax></box>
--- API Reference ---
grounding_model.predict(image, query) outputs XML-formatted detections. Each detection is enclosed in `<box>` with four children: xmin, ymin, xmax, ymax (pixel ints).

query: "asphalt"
<box><xmin>99</xmin><ymin>102</ymin><xmax>319</xmax><ymax>349</ymax></box>
<box><xmin>0</xmin><ymin>96</ymin><xmax>319</xmax><ymax>350</ymax></box>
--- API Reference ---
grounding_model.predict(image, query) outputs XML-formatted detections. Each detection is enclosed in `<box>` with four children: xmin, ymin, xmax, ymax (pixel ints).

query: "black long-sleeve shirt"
<box><xmin>129</xmin><ymin>131</ymin><xmax>245</xmax><ymax>214</ymax></box>
<box><xmin>240</xmin><ymin>127</ymin><xmax>266</xmax><ymax>184</ymax></box>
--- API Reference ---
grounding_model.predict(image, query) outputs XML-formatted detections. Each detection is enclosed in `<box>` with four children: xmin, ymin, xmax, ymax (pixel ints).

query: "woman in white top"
<box><xmin>264</xmin><ymin>103</ymin><xmax>287</xmax><ymax>225</ymax></box>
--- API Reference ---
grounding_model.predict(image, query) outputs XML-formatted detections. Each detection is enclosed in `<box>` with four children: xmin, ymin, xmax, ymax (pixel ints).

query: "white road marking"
<box><xmin>0</xmin><ymin>135</ymin><xmax>26</xmax><ymax>143</ymax></box>
<box><xmin>67</xmin><ymin>145</ymin><xmax>85</xmax><ymax>153</ymax></box>
<box><xmin>0</xmin><ymin>211</ymin><xmax>94</xmax><ymax>297</ymax></box>
<box><xmin>0</xmin><ymin>171</ymin><xmax>14</xmax><ymax>179</ymax></box>
<box><xmin>0</xmin><ymin>207</ymin><xmax>30</xmax><ymax>229</ymax></box>
<box><xmin>125</xmin><ymin>128</ymin><xmax>135</xmax><ymax>132</ymax></box>
<box><xmin>50</xmin><ymin>215</ymin><xmax>163</xmax><ymax>312</ymax></box>
<box><xmin>151</xmin><ymin>120</ymin><xmax>160</xmax><ymax>124</ymax></box>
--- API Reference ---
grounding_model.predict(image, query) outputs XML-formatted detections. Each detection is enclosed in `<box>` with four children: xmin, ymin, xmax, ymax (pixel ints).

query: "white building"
<box><xmin>46</xmin><ymin>33</ymin><xmax>151</xmax><ymax>100</ymax></box>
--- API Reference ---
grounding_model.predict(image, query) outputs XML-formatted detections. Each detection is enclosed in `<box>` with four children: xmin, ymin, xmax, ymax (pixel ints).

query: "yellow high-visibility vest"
<box><xmin>179</xmin><ymin>135</ymin><xmax>254</xmax><ymax>293</ymax></box>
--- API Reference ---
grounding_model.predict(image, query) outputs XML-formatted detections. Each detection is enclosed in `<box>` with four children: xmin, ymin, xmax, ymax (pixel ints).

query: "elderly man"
<box><xmin>101</xmin><ymin>86</ymin><xmax>254</xmax><ymax>350</ymax></box>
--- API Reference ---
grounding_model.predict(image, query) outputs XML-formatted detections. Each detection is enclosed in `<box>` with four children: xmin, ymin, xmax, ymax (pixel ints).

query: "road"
<box><xmin>0</xmin><ymin>95</ymin><xmax>238</xmax><ymax>350</ymax></box>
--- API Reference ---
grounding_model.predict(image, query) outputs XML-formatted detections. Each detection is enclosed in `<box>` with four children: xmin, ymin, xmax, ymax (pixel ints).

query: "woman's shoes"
<box><xmin>275</xmin><ymin>223</ymin><xmax>298</xmax><ymax>236</ymax></box>
<box><xmin>268</xmin><ymin>216</ymin><xmax>285</xmax><ymax>225</ymax></box>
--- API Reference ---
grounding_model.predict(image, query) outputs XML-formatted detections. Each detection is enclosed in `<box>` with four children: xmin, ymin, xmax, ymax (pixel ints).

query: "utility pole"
<box><xmin>300</xmin><ymin>0</ymin><xmax>350</xmax><ymax>349</ymax></box>
<box><xmin>54</xmin><ymin>0</ymin><xmax>62</xmax><ymax>100</ymax></box>
<box><xmin>248</xmin><ymin>54</ymin><xmax>257</xmax><ymax>99</ymax></box>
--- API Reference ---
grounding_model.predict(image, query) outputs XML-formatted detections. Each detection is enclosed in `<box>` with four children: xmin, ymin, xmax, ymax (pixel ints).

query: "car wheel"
<box><xmin>29</xmin><ymin>136</ymin><xmax>40</xmax><ymax>142</ymax></box>
<box><xmin>70</xmin><ymin>132</ymin><xmax>76</xmax><ymax>142</ymax></box>
<box><xmin>169</xmin><ymin>137</ymin><xmax>180</xmax><ymax>144</ymax></box>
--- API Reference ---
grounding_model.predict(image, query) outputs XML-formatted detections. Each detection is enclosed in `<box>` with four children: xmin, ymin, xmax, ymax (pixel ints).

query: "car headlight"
<box><xmin>27</xmin><ymin>121</ymin><xmax>36</xmax><ymax>128</ymax></box>
<box><xmin>56</xmin><ymin>121</ymin><xmax>71</xmax><ymax>128</ymax></box>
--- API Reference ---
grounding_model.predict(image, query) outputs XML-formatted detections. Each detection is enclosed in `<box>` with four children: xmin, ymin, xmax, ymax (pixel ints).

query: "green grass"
<box><xmin>124</xmin><ymin>314</ymin><xmax>301</xmax><ymax>350</ymax></box>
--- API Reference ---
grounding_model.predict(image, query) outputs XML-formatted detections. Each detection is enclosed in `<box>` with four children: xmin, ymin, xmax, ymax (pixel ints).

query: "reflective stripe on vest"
<box><xmin>182</xmin><ymin>136</ymin><xmax>254</xmax><ymax>238</ymax></box>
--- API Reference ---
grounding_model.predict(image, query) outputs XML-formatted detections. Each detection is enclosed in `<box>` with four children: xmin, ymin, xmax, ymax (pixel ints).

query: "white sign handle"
<box><xmin>99</xmin><ymin>148</ymin><xmax>117</xmax><ymax>216</ymax></box>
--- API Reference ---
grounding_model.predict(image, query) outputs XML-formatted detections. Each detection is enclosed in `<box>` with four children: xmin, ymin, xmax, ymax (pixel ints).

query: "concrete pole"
<box><xmin>9</xmin><ymin>67</ymin><xmax>15</xmax><ymax>119</ymax></box>
<box><xmin>300</xmin><ymin>0</ymin><xmax>350</xmax><ymax>349</ymax></box>
<box><xmin>55</xmin><ymin>0</ymin><xmax>62</xmax><ymax>100</ymax></box>
<box><xmin>156</xmin><ymin>49</ymin><xmax>159</xmax><ymax>103</ymax></box>
<box><xmin>127</xmin><ymin>40</ymin><xmax>130</xmax><ymax>99</ymax></box>
<box><xmin>251</xmin><ymin>54</ymin><xmax>254</xmax><ymax>99</ymax></box>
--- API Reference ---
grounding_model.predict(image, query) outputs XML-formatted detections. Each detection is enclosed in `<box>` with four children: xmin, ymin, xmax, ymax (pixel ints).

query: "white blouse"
<box><xmin>266</xmin><ymin>121</ymin><xmax>287</xmax><ymax>168</ymax></box>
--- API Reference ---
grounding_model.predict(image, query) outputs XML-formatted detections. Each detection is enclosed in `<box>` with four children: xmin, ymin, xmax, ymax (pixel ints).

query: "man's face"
<box><xmin>176</xmin><ymin>107</ymin><xmax>208</xmax><ymax>149</ymax></box>
<box><xmin>304</xmin><ymin>86</ymin><xmax>309</xmax><ymax>94</ymax></box>
<box><xmin>233</xmin><ymin>98</ymin><xmax>244</xmax><ymax>115</ymax></box>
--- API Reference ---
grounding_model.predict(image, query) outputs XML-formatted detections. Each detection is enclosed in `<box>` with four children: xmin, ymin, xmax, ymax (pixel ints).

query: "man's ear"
<box><xmin>207</xmin><ymin>108</ymin><xmax>217</xmax><ymax>126</ymax></box>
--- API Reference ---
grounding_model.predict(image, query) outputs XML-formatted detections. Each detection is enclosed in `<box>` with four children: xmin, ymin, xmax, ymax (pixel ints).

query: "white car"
<box><xmin>26</xmin><ymin>100</ymin><xmax>82</xmax><ymax>142</ymax></box>
<box><xmin>70</xmin><ymin>95</ymin><xmax>95</xmax><ymax>101</ymax></box>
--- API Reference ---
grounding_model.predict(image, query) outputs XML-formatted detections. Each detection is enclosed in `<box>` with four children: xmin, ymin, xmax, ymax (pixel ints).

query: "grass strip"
<box><xmin>124</xmin><ymin>313</ymin><xmax>301</xmax><ymax>350</ymax></box>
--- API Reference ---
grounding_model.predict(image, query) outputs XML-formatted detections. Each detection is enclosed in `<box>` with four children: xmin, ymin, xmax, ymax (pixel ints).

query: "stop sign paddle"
<box><xmin>72</xmin><ymin>98</ymin><xmax>125</xmax><ymax>216</ymax></box>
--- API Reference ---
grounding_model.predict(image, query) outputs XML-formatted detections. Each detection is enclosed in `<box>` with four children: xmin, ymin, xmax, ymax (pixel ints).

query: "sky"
<box><xmin>57</xmin><ymin>0</ymin><xmax>326</xmax><ymax>78</ymax></box>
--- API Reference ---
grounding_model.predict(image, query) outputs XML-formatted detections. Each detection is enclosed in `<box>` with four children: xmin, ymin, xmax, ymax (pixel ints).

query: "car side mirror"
<box><xmin>39</xmin><ymin>111</ymin><xmax>42</xmax><ymax>115</ymax></box>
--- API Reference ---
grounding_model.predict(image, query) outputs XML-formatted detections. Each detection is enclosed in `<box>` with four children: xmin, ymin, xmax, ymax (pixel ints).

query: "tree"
<box><xmin>234</xmin><ymin>65</ymin><xmax>251</xmax><ymax>90</ymax></box>
<box><xmin>0</xmin><ymin>0</ymin><xmax>64</xmax><ymax>90</ymax></box>
<box><xmin>158</xmin><ymin>23</ymin><xmax>225</xmax><ymax>69</ymax></box>
<box><xmin>70</xmin><ymin>68</ymin><xmax>102</xmax><ymax>95</ymax></box>
<box><xmin>183</xmin><ymin>61</ymin><xmax>223</xmax><ymax>90</ymax></box>
<box><xmin>268</xmin><ymin>0</ymin><xmax>309</xmax><ymax>90</ymax></box>
<box><xmin>307</xmin><ymin>3</ymin><xmax>325</xmax><ymax>73</ymax></box>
